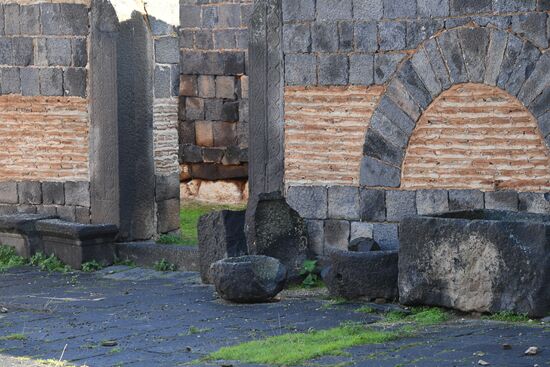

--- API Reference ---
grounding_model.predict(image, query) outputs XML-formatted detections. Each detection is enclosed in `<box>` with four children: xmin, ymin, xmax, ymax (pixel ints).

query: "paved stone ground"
<box><xmin>0</xmin><ymin>266</ymin><xmax>548</xmax><ymax>367</ymax></box>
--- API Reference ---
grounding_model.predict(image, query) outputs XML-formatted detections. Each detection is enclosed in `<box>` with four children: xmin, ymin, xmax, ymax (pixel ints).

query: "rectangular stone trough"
<box><xmin>399</xmin><ymin>210</ymin><xmax>550</xmax><ymax>318</ymax></box>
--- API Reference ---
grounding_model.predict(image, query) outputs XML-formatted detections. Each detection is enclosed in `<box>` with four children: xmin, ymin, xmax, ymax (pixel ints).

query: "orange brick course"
<box><xmin>284</xmin><ymin>85</ymin><xmax>384</xmax><ymax>186</ymax></box>
<box><xmin>0</xmin><ymin>95</ymin><xmax>89</xmax><ymax>181</ymax></box>
<box><xmin>402</xmin><ymin>84</ymin><xmax>550</xmax><ymax>192</ymax></box>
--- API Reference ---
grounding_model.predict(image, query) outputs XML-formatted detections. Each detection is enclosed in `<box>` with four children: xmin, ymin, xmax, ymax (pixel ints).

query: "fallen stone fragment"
<box><xmin>210</xmin><ymin>255</ymin><xmax>287</xmax><ymax>303</ymax></box>
<box><xmin>0</xmin><ymin>307</ymin><xmax>7</xmax><ymax>313</ymax></box>
<box><xmin>502</xmin><ymin>343</ymin><xmax>512</xmax><ymax>350</ymax></box>
<box><xmin>525</xmin><ymin>346</ymin><xmax>539</xmax><ymax>355</ymax></box>
<box><xmin>348</xmin><ymin>237</ymin><xmax>381</xmax><ymax>252</ymax></box>
<box><xmin>478</xmin><ymin>360</ymin><xmax>490</xmax><ymax>366</ymax></box>
<box><xmin>323</xmin><ymin>249</ymin><xmax>398</xmax><ymax>300</ymax></box>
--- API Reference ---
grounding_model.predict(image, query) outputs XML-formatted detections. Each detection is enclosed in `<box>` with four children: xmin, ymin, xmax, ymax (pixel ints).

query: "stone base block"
<box><xmin>323</xmin><ymin>249</ymin><xmax>399</xmax><ymax>301</ymax></box>
<box><xmin>0</xmin><ymin>214</ymin><xmax>55</xmax><ymax>257</ymax></box>
<box><xmin>399</xmin><ymin>210</ymin><xmax>550</xmax><ymax>318</ymax></box>
<box><xmin>198</xmin><ymin>210</ymin><xmax>247</xmax><ymax>283</ymax></box>
<box><xmin>35</xmin><ymin>219</ymin><xmax>118</xmax><ymax>270</ymax></box>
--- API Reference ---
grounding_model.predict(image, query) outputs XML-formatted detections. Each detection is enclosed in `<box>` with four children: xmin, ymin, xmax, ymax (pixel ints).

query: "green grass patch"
<box><xmin>158</xmin><ymin>202</ymin><xmax>246</xmax><ymax>246</ymax></box>
<box><xmin>0</xmin><ymin>333</ymin><xmax>27</xmax><ymax>341</ymax></box>
<box><xmin>482</xmin><ymin>311</ymin><xmax>531</xmax><ymax>323</ymax></box>
<box><xmin>0</xmin><ymin>245</ymin><xmax>26</xmax><ymax>272</ymax></box>
<box><xmin>205</xmin><ymin>322</ymin><xmax>397</xmax><ymax>366</ymax></box>
<box><xmin>385</xmin><ymin>307</ymin><xmax>449</xmax><ymax>325</ymax></box>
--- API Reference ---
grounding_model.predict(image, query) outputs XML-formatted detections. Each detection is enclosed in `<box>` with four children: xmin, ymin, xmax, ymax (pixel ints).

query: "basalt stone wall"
<box><xmin>0</xmin><ymin>0</ymin><xmax>181</xmax><ymax>240</ymax></box>
<box><xmin>0</xmin><ymin>0</ymin><xmax>92</xmax><ymax>222</ymax></box>
<box><xmin>250</xmin><ymin>0</ymin><xmax>550</xmax><ymax>256</ymax></box>
<box><xmin>179</xmin><ymin>0</ymin><xmax>251</xmax><ymax>184</ymax></box>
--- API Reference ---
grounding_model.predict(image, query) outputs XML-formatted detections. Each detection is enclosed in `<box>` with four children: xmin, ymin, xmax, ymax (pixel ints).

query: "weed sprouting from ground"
<box><xmin>0</xmin><ymin>245</ymin><xmax>26</xmax><ymax>272</ymax></box>
<box><xmin>204</xmin><ymin>322</ymin><xmax>397</xmax><ymax>366</ymax></box>
<box><xmin>81</xmin><ymin>260</ymin><xmax>103</xmax><ymax>272</ymax></box>
<box><xmin>482</xmin><ymin>311</ymin><xmax>531</xmax><ymax>323</ymax></box>
<box><xmin>186</xmin><ymin>326</ymin><xmax>212</xmax><ymax>335</ymax></box>
<box><xmin>0</xmin><ymin>333</ymin><xmax>27</xmax><ymax>341</ymax></box>
<box><xmin>154</xmin><ymin>258</ymin><xmax>177</xmax><ymax>272</ymax></box>
<box><xmin>30</xmin><ymin>253</ymin><xmax>71</xmax><ymax>273</ymax></box>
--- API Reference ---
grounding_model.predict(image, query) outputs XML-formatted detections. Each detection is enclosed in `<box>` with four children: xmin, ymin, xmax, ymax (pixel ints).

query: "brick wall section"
<box><xmin>284</xmin><ymin>85</ymin><xmax>384</xmax><ymax>186</ymax></box>
<box><xmin>179</xmin><ymin>0</ymin><xmax>251</xmax><ymax>181</ymax></box>
<box><xmin>277</xmin><ymin>0</ymin><xmax>550</xmax><ymax>253</ymax></box>
<box><xmin>403</xmin><ymin>84</ymin><xmax>550</xmax><ymax>191</ymax></box>
<box><xmin>0</xmin><ymin>95</ymin><xmax>89</xmax><ymax>180</ymax></box>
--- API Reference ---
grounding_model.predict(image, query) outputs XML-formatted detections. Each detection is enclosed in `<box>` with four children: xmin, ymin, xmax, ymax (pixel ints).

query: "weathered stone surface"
<box><xmin>354</xmin><ymin>22</ymin><xmax>378</xmax><ymax>52</ymax></box>
<box><xmin>324</xmin><ymin>219</ymin><xmax>350</xmax><ymax>251</ymax></box>
<box><xmin>406</xmin><ymin>19</ymin><xmax>443</xmax><ymax>49</ymax></box>
<box><xmin>379</xmin><ymin>21</ymin><xmax>407</xmax><ymax>51</ymax></box>
<box><xmin>448</xmin><ymin>190</ymin><xmax>484</xmax><ymax>211</ymax></box>
<box><xmin>423</xmin><ymin>38</ymin><xmax>451</xmax><ymax>90</ymax></box>
<box><xmin>519</xmin><ymin>193</ymin><xmax>550</xmax><ymax>214</ymax></box>
<box><xmin>0</xmin><ymin>182</ymin><xmax>18</xmax><ymax>204</ymax></box>
<box><xmin>318</xmin><ymin>54</ymin><xmax>349</xmax><ymax>85</ymax></box>
<box><xmin>360</xmin><ymin>157</ymin><xmax>401</xmax><ymax>188</ymax></box>
<box><xmin>386</xmin><ymin>190</ymin><xmax>416</xmax><ymax>222</ymax></box>
<box><xmin>316</xmin><ymin>0</ymin><xmax>352</xmax><ymax>20</ymax></box>
<box><xmin>363</xmin><ymin>129</ymin><xmax>404</xmax><ymax>166</ymax></box>
<box><xmin>283</xmin><ymin>23</ymin><xmax>311</xmax><ymax>53</ymax></box>
<box><xmin>511</xmin><ymin>13</ymin><xmax>548</xmax><ymax>49</ymax></box>
<box><xmin>312</xmin><ymin>22</ymin><xmax>338</xmax><ymax>52</ymax></box>
<box><xmin>484</xmin><ymin>29</ymin><xmax>508</xmax><ymax>86</ymax></box>
<box><xmin>210</xmin><ymin>255</ymin><xmax>287</xmax><ymax>303</ymax></box>
<box><xmin>485</xmin><ymin>191</ymin><xmax>518</xmax><ymax>211</ymax></box>
<box><xmin>458</xmin><ymin>27</ymin><xmax>489</xmax><ymax>83</ymax></box>
<box><xmin>360</xmin><ymin>189</ymin><xmax>385</xmax><ymax>222</ymax></box>
<box><xmin>373</xmin><ymin>223</ymin><xmax>399</xmax><ymax>250</ymax></box>
<box><xmin>416</xmin><ymin>190</ymin><xmax>449</xmax><ymax>215</ymax></box>
<box><xmin>399</xmin><ymin>210</ymin><xmax>550</xmax><ymax>317</ymax></box>
<box><xmin>383</xmin><ymin>0</ymin><xmax>416</xmax><ymax>18</ymax></box>
<box><xmin>385</xmin><ymin>79</ymin><xmax>421</xmax><ymax>121</ymax></box>
<box><xmin>350</xmin><ymin>221</ymin><xmax>374</xmax><ymax>241</ymax></box>
<box><xmin>410</xmin><ymin>48</ymin><xmax>442</xmax><ymax>99</ymax></box>
<box><xmin>42</xmin><ymin>182</ymin><xmax>64</xmax><ymax>205</ymax></box>
<box><xmin>496</xmin><ymin>35</ymin><xmax>522</xmax><ymax>90</ymax></box>
<box><xmin>18</xmin><ymin>182</ymin><xmax>42</xmax><ymax>205</ymax></box>
<box><xmin>282</xmin><ymin>0</ymin><xmax>315</xmax><ymax>21</ymax></box>
<box><xmin>418</xmin><ymin>0</ymin><xmax>449</xmax><ymax>17</ymax></box>
<box><xmin>65</xmin><ymin>181</ymin><xmax>90</xmax><ymax>207</ymax></box>
<box><xmin>369</xmin><ymin>111</ymin><xmax>409</xmax><ymax>149</ymax></box>
<box><xmin>251</xmin><ymin>192</ymin><xmax>308</xmax><ymax>278</ymax></box>
<box><xmin>374</xmin><ymin>53</ymin><xmax>406</xmax><ymax>84</ymax></box>
<box><xmin>348</xmin><ymin>237</ymin><xmax>380</xmax><ymax>252</ymax></box>
<box><xmin>450</xmin><ymin>0</ymin><xmax>492</xmax><ymax>15</ymax></box>
<box><xmin>198</xmin><ymin>210</ymin><xmax>247</xmax><ymax>284</ymax></box>
<box><xmin>396</xmin><ymin>60</ymin><xmax>431</xmax><ymax>109</ymax></box>
<box><xmin>437</xmin><ymin>30</ymin><xmax>467</xmax><ymax>84</ymax></box>
<box><xmin>328</xmin><ymin>186</ymin><xmax>359</xmax><ymax>220</ymax></box>
<box><xmin>285</xmin><ymin>54</ymin><xmax>317</xmax><ymax>85</ymax></box>
<box><xmin>504</xmin><ymin>42</ymin><xmax>540</xmax><ymax>97</ymax></box>
<box><xmin>287</xmin><ymin>186</ymin><xmax>327</xmax><ymax>220</ymax></box>
<box><xmin>353</xmin><ymin>0</ymin><xmax>383</xmax><ymax>20</ymax></box>
<box><xmin>305</xmin><ymin>219</ymin><xmax>324</xmax><ymax>255</ymax></box>
<box><xmin>349</xmin><ymin>53</ymin><xmax>374</xmax><ymax>85</ymax></box>
<box><xmin>376</xmin><ymin>96</ymin><xmax>415</xmax><ymax>135</ymax></box>
<box><xmin>323</xmin><ymin>250</ymin><xmax>399</xmax><ymax>300</ymax></box>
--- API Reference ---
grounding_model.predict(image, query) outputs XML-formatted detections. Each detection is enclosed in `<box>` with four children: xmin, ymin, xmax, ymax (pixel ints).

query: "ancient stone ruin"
<box><xmin>0</xmin><ymin>0</ymin><xmax>548</xmax><ymax>315</ymax></box>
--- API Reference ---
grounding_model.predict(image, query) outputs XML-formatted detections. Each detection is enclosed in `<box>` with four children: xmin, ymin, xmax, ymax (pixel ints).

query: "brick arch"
<box><xmin>360</xmin><ymin>25</ymin><xmax>550</xmax><ymax>188</ymax></box>
<box><xmin>402</xmin><ymin>83</ymin><xmax>550</xmax><ymax>192</ymax></box>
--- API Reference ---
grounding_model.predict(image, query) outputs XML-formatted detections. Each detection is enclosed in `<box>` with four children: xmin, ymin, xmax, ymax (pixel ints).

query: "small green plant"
<box><xmin>114</xmin><ymin>257</ymin><xmax>136</xmax><ymax>267</ymax></box>
<box><xmin>81</xmin><ymin>260</ymin><xmax>103</xmax><ymax>272</ymax></box>
<box><xmin>299</xmin><ymin>260</ymin><xmax>323</xmax><ymax>288</ymax></box>
<box><xmin>30</xmin><ymin>253</ymin><xmax>71</xmax><ymax>273</ymax></box>
<box><xmin>482</xmin><ymin>311</ymin><xmax>531</xmax><ymax>323</ymax></box>
<box><xmin>0</xmin><ymin>245</ymin><xmax>26</xmax><ymax>272</ymax></box>
<box><xmin>186</xmin><ymin>326</ymin><xmax>212</xmax><ymax>335</ymax></box>
<box><xmin>0</xmin><ymin>333</ymin><xmax>27</xmax><ymax>341</ymax></box>
<box><xmin>154</xmin><ymin>258</ymin><xmax>177</xmax><ymax>272</ymax></box>
<box><xmin>356</xmin><ymin>306</ymin><xmax>376</xmax><ymax>314</ymax></box>
<box><xmin>108</xmin><ymin>347</ymin><xmax>122</xmax><ymax>354</ymax></box>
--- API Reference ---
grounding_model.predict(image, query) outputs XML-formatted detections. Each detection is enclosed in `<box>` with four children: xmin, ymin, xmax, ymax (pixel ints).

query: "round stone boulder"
<box><xmin>210</xmin><ymin>255</ymin><xmax>287</xmax><ymax>303</ymax></box>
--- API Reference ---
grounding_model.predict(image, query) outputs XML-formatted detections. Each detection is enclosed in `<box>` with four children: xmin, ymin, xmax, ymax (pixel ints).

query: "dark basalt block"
<box><xmin>399</xmin><ymin>210</ymin><xmax>550</xmax><ymax>318</ymax></box>
<box><xmin>0</xmin><ymin>214</ymin><xmax>55</xmax><ymax>257</ymax></box>
<box><xmin>210</xmin><ymin>255</ymin><xmax>287</xmax><ymax>303</ymax></box>
<box><xmin>198</xmin><ymin>210</ymin><xmax>247</xmax><ymax>284</ymax></box>
<box><xmin>323</xmin><ymin>249</ymin><xmax>399</xmax><ymax>301</ymax></box>
<box><xmin>35</xmin><ymin>219</ymin><xmax>118</xmax><ymax>270</ymax></box>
